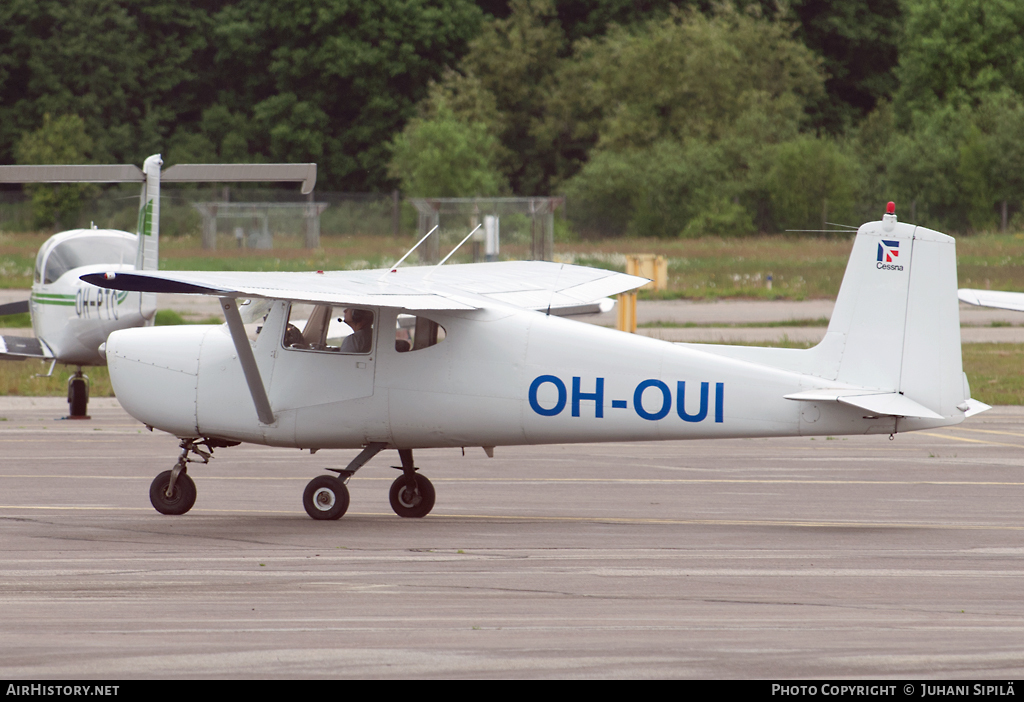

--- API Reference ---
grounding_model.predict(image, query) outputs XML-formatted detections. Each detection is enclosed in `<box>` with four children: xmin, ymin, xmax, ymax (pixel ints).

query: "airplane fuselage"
<box><xmin>28</xmin><ymin>228</ymin><xmax>156</xmax><ymax>366</ymax></box>
<box><xmin>105</xmin><ymin>299</ymin><xmax>965</xmax><ymax>450</ymax></box>
<box><xmin>32</xmin><ymin>265</ymin><xmax>151</xmax><ymax>365</ymax></box>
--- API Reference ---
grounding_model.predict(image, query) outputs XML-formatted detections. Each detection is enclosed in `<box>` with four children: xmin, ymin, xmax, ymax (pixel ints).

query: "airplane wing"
<box><xmin>0</xmin><ymin>300</ymin><xmax>30</xmax><ymax>316</ymax></box>
<box><xmin>81</xmin><ymin>261</ymin><xmax>648</xmax><ymax>314</ymax></box>
<box><xmin>958</xmin><ymin>288</ymin><xmax>1024</xmax><ymax>312</ymax></box>
<box><xmin>0</xmin><ymin>335</ymin><xmax>53</xmax><ymax>360</ymax></box>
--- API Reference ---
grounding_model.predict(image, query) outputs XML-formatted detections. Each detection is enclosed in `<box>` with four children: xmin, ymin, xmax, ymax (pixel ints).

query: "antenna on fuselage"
<box><xmin>424</xmin><ymin>224</ymin><xmax>482</xmax><ymax>279</ymax></box>
<box><xmin>379</xmin><ymin>225</ymin><xmax>438</xmax><ymax>280</ymax></box>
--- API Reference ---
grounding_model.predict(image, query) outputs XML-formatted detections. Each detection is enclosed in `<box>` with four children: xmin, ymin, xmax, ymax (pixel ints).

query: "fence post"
<box><xmin>304</xmin><ymin>191</ymin><xmax>320</xmax><ymax>249</ymax></box>
<box><xmin>393</xmin><ymin>190</ymin><xmax>401</xmax><ymax>236</ymax></box>
<box><xmin>201</xmin><ymin>204</ymin><xmax>217</xmax><ymax>250</ymax></box>
<box><xmin>617</xmin><ymin>293</ymin><xmax>637</xmax><ymax>333</ymax></box>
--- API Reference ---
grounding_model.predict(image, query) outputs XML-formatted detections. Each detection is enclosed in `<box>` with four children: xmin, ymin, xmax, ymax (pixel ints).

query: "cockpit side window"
<box><xmin>283</xmin><ymin>303</ymin><xmax>374</xmax><ymax>354</ymax></box>
<box><xmin>395</xmin><ymin>314</ymin><xmax>446</xmax><ymax>352</ymax></box>
<box><xmin>42</xmin><ymin>236</ymin><xmax>136</xmax><ymax>284</ymax></box>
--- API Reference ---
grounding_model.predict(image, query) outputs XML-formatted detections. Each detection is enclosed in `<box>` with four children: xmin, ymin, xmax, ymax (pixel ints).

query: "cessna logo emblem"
<box><xmin>877</xmin><ymin>240</ymin><xmax>903</xmax><ymax>270</ymax></box>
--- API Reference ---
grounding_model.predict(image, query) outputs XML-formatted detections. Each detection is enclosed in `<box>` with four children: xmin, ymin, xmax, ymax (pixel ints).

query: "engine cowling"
<box><xmin>104</xmin><ymin>326</ymin><xmax>206</xmax><ymax>437</ymax></box>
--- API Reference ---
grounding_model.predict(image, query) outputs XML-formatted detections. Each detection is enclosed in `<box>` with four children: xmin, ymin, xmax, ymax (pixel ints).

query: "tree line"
<box><xmin>4</xmin><ymin>1</ymin><xmax>1024</xmax><ymax>235</ymax></box>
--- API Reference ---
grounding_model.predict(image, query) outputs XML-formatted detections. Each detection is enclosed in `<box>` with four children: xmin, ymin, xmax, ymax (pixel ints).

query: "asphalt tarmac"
<box><xmin>1</xmin><ymin>398</ymin><xmax>1023</xmax><ymax>679</ymax></box>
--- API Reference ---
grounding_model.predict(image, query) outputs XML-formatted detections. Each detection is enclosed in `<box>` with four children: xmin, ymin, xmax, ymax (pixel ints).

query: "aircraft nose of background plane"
<box><xmin>105</xmin><ymin>326</ymin><xmax>205</xmax><ymax>437</ymax></box>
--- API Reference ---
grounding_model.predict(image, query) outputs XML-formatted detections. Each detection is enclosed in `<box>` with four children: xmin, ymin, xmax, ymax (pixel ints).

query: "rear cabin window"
<box><xmin>283</xmin><ymin>304</ymin><xmax>374</xmax><ymax>354</ymax></box>
<box><xmin>395</xmin><ymin>314</ymin><xmax>446</xmax><ymax>353</ymax></box>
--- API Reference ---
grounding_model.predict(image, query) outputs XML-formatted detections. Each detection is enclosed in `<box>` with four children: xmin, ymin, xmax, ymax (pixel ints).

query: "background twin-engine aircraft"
<box><xmin>0</xmin><ymin>156</ymin><xmax>316</xmax><ymax>416</ymax></box>
<box><xmin>84</xmin><ymin>203</ymin><xmax>990</xmax><ymax>521</ymax></box>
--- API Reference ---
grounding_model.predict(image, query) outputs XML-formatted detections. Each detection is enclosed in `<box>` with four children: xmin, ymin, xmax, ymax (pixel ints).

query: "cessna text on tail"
<box><xmin>0</xmin><ymin>156</ymin><xmax>316</xmax><ymax>416</ymax></box>
<box><xmin>86</xmin><ymin>205</ymin><xmax>989</xmax><ymax>520</ymax></box>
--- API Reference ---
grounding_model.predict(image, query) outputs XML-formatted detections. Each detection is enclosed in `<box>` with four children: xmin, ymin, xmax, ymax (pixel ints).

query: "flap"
<box><xmin>0</xmin><ymin>335</ymin><xmax>53</xmax><ymax>359</ymax></box>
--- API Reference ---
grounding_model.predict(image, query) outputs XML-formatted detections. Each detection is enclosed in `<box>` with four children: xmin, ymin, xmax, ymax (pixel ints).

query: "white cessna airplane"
<box><xmin>0</xmin><ymin>156</ymin><xmax>316</xmax><ymax>416</ymax></box>
<box><xmin>84</xmin><ymin>204</ymin><xmax>989</xmax><ymax>520</ymax></box>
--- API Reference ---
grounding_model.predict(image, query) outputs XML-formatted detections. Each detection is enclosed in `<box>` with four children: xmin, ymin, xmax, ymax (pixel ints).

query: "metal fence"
<box><xmin>0</xmin><ymin>189</ymin><xmax>566</xmax><ymax>262</ymax></box>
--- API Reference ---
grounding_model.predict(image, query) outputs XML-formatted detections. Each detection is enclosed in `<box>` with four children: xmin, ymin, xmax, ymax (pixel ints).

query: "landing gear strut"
<box><xmin>301</xmin><ymin>445</ymin><xmax>436</xmax><ymax>520</ymax></box>
<box><xmin>149</xmin><ymin>439</ymin><xmax>214</xmax><ymax>515</ymax></box>
<box><xmin>66</xmin><ymin>369</ymin><xmax>89</xmax><ymax>419</ymax></box>
<box><xmin>388</xmin><ymin>449</ymin><xmax>435</xmax><ymax>519</ymax></box>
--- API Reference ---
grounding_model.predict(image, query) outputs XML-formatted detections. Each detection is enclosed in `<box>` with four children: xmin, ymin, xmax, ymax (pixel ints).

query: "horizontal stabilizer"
<box><xmin>784</xmin><ymin>388</ymin><xmax>944</xmax><ymax>419</ymax></box>
<box><xmin>162</xmin><ymin>163</ymin><xmax>317</xmax><ymax>194</ymax></box>
<box><xmin>958</xmin><ymin>288</ymin><xmax>1024</xmax><ymax>312</ymax></box>
<box><xmin>0</xmin><ymin>164</ymin><xmax>143</xmax><ymax>183</ymax></box>
<box><xmin>0</xmin><ymin>335</ymin><xmax>52</xmax><ymax>360</ymax></box>
<box><xmin>960</xmin><ymin>398</ymin><xmax>991</xmax><ymax>417</ymax></box>
<box><xmin>0</xmin><ymin>299</ymin><xmax>30</xmax><ymax>316</ymax></box>
<box><xmin>0</xmin><ymin>161</ymin><xmax>315</xmax><ymax>192</ymax></box>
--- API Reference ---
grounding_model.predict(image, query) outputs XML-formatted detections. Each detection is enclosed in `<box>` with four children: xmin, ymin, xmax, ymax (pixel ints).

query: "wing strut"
<box><xmin>379</xmin><ymin>225</ymin><xmax>438</xmax><ymax>280</ymax></box>
<box><xmin>425</xmin><ymin>224</ymin><xmax>482</xmax><ymax>278</ymax></box>
<box><xmin>219</xmin><ymin>297</ymin><xmax>275</xmax><ymax>425</ymax></box>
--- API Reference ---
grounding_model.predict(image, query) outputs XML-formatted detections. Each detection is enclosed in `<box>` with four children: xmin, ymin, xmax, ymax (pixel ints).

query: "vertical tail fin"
<box><xmin>134</xmin><ymin>154</ymin><xmax>162</xmax><ymax>272</ymax></box>
<box><xmin>814</xmin><ymin>210</ymin><xmax>967</xmax><ymax>418</ymax></box>
<box><xmin>135</xmin><ymin>154</ymin><xmax>161</xmax><ymax>323</ymax></box>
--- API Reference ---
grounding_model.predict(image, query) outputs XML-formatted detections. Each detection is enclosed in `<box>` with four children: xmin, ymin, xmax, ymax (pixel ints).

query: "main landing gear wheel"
<box><xmin>389</xmin><ymin>473</ymin><xmax>435</xmax><ymax>518</ymax></box>
<box><xmin>150</xmin><ymin>470</ymin><xmax>197</xmax><ymax>515</ymax></box>
<box><xmin>303</xmin><ymin>475</ymin><xmax>350</xmax><ymax>520</ymax></box>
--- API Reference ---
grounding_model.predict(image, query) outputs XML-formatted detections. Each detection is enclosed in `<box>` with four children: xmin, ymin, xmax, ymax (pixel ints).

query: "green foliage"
<box><xmin>883</xmin><ymin>92</ymin><xmax>1024</xmax><ymax>233</ymax></box>
<box><xmin>211</xmin><ymin>0</ymin><xmax>484</xmax><ymax>190</ymax></box>
<box><xmin>560</xmin><ymin>6</ymin><xmax>825</xmax><ymax>236</ymax></box>
<box><xmin>154</xmin><ymin>310</ymin><xmax>186</xmax><ymax>326</ymax></box>
<box><xmin>887</xmin><ymin>104</ymin><xmax>973</xmax><ymax>231</ymax></box>
<box><xmin>387</xmin><ymin>102</ymin><xmax>509</xmax><ymax>197</ymax></box>
<box><xmin>0</xmin><ymin>312</ymin><xmax>31</xmax><ymax>327</ymax></box>
<box><xmin>0</xmin><ymin>0</ymin><xmax>482</xmax><ymax>192</ymax></box>
<box><xmin>896</xmin><ymin>0</ymin><xmax>1024</xmax><ymax>116</ymax></box>
<box><xmin>447</xmin><ymin>0</ymin><xmax>569</xmax><ymax>195</ymax></box>
<box><xmin>568</xmin><ymin>8</ymin><xmax>824</xmax><ymax>149</ymax></box>
<box><xmin>565</xmin><ymin>139</ymin><xmax>753</xmax><ymax>237</ymax></box>
<box><xmin>789</xmin><ymin>0</ymin><xmax>903</xmax><ymax>132</ymax></box>
<box><xmin>5</xmin><ymin>0</ymin><xmax>1024</xmax><ymax>237</ymax></box>
<box><xmin>14</xmin><ymin>114</ymin><xmax>95</xmax><ymax>230</ymax></box>
<box><xmin>763</xmin><ymin>135</ymin><xmax>859</xmax><ymax>232</ymax></box>
<box><xmin>0</xmin><ymin>1</ymin><xmax>225</xmax><ymax>168</ymax></box>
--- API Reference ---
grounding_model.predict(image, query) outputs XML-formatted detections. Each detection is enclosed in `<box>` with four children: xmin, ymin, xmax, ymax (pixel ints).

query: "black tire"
<box><xmin>149</xmin><ymin>470</ymin><xmax>197</xmax><ymax>515</ymax></box>
<box><xmin>389</xmin><ymin>473</ymin><xmax>435</xmax><ymax>518</ymax></box>
<box><xmin>303</xmin><ymin>475</ymin><xmax>349</xmax><ymax>520</ymax></box>
<box><xmin>68</xmin><ymin>376</ymin><xmax>88</xmax><ymax>418</ymax></box>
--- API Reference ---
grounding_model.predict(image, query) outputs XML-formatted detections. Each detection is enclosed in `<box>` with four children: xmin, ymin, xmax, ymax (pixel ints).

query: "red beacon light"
<box><xmin>886</xmin><ymin>201</ymin><xmax>896</xmax><ymax>215</ymax></box>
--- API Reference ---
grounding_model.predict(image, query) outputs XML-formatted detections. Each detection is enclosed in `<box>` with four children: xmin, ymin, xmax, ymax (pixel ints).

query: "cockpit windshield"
<box><xmin>42</xmin><ymin>235</ymin><xmax>136</xmax><ymax>284</ymax></box>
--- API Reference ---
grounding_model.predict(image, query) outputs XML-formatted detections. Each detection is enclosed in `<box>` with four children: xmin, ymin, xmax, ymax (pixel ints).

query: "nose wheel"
<box><xmin>148</xmin><ymin>438</ymin><xmax>221</xmax><ymax>515</ymax></box>
<box><xmin>67</xmin><ymin>369</ymin><xmax>89</xmax><ymax>419</ymax></box>
<box><xmin>150</xmin><ymin>469</ymin><xmax>197</xmax><ymax>515</ymax></box>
